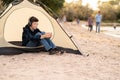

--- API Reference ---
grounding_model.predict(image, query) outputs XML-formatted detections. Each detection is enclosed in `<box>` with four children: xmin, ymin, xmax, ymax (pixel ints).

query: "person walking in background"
<box><xmin>76</xmin><ymin>18</ymin><xmax>80</xmax><ymax>25</ymax></box>
<box><xmin>63</xmin><ymin>15</ymin><xmax>67</xmax><ymax>23</ymax></box>
<box><xmin>95</xmin><ymin>11</ymin><xmax>102</xmax><ymax>33</ymax></box>
<box><xmin>88</xmin><ymin>15</ymin><xmax>94</xmax><ymax>32</ymax></box>
<box><xmin>113</xmin><ymin>23</ymin><xmax>117</xmax><ymax>30</ymax></box>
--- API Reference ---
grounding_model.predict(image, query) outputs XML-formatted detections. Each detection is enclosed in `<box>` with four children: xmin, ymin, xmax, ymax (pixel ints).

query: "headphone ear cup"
<box><xmin>30</xmin><ymin>22</ymin><xmax>32</xmax><ymax>26</ymax></box>
<box><xmin>28</xmin><ymin>21</ymin><xmax>32</xmax><ymax>26</ymax></box>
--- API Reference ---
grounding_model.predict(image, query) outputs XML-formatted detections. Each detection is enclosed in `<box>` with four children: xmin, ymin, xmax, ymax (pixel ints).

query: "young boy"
<box><xmin>22</xmin><ymin>16</ymin><xmax>60</xmax><ymax>55</ymax></box>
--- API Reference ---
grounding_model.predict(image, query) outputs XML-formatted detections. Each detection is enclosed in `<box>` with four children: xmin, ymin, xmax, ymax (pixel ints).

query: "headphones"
<box><xmin>28</xmin><ymin>20</ymin><xmax>32</xmax><ymax>26</ymax></box>
<box><xmin>28</xmin><ymin>16</ymin><xmax>38</xmax><ymax>26</ymax></box>
<box><xmin>28</xmin><ymin>18</ymin><xmax>32</xmax><ymax>26</ymax></box>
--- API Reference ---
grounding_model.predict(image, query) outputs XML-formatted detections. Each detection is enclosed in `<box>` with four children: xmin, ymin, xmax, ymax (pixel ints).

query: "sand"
<box><xmin>0</xmin><ymin>22</ymin><xmax>120</xmax><ymax>80</ymax></box>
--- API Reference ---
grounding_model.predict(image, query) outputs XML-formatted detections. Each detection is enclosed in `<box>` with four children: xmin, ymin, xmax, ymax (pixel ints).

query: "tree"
<box><xmin>98</xmin><ymin>0</ymin><xmax>120</xmax><ymax>22</ymax></box>
<box><xmin>38</xmin><ymin>0</ymin><xmax>64</xmax><ymax>13</ymax></box>
<box><xmin>1</xmin><ymin>0</ymin><xmax>13</xmax><ymax>5</ymax></box>
<box><xmin>1</xmin><ymin>0</ymin><xmax>65</xmax><ymax>13</ymax></box>
<box><xmin>98</xmin><ymin>2</ymin><xmax>117</xmax><ymax>22</ymax></box>
<box><xmin>109</xmin><ymin>0</ymin><xmax>120</xmax><ymax>5</ymax></box>
<box><xmin>116</xmin><ymin>5</ymin><xmax>120</xmax><ymax>22</ymax></box>
<box><xmin>60</xmin><ymin>1</ymin><xmax>93</xmax><ymax>21</ymax></box>
<box><xmin>0</xmin><ymin>0</ymin><xmax>3</xmax><ymax>9</ymax></box>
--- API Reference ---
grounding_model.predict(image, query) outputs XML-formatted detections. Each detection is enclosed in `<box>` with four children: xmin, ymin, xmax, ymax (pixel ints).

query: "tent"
<box><xmin>0</xmin><ymin>0</ymin><xmax>82</xmax><ymax>55</ymax></box>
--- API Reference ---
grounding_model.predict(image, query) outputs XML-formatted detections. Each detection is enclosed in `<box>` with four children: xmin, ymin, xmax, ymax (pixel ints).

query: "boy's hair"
<box><xmin>28</xmin><ymin>16</ymin><xmax>39</xmax><ymax>26</ymax></box>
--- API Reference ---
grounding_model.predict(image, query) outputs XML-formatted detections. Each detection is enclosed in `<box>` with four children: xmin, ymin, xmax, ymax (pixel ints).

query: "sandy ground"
<box><xmin>0</xmin><ymin>22</ymin><xmax>120</xmax><ymax>80</ymax></box>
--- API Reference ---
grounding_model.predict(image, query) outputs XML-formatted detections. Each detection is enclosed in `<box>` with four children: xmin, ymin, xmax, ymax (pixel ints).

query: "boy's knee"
<box><xmin>35</xmin><ymin>32</ymin><xmax>42</xmax><ymax>36</ymax></box>
<box><xmin>35</xmin><ymin>32</ymin><xmax>45</xmax><ymax>36</ymax></box>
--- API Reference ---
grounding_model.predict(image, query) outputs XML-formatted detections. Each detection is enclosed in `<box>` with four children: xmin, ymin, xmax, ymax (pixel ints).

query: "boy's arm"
<box><xmin>36</xmin><ymin>28</ymin><xmax>52</xmax><ymax>39</ymax></box>
<box><xmin>41</xmin><ymin>33</ymin><xmax>52</xmax><ymax>39</ymax></box>
<box><xmin>25</xmin><ymin>29</ymin><xmax>40</xmax><ymax>41</ymax></box>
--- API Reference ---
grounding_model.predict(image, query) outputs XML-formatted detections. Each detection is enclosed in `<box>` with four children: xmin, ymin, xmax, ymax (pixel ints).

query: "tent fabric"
<box><xmin>0</xmin><ymin>0</ymin><xmax>79</xmax><ymax>54</ymax></box>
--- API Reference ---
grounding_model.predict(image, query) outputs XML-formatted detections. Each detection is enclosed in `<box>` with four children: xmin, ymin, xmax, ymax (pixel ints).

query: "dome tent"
<box><xmin>0</xmin><ymin>0</ymin><xmax>82</xmax><ymax>55</ymax></box>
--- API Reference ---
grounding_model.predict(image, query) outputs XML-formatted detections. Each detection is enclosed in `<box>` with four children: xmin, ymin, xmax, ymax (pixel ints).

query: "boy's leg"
<box><xmin>35</xmin><ymin>32</ymin><xmax>56</xmax><ymax>51</ymax></box>
<box><xmin>35</xmin><ymin>32</ymin><xmax>53</xmax><ymax>51</ymax></box>
<box><xmin>26</xmin><ymin>32</ymin><xmax>43</xmax><ymax>47</ymax></box>
<box><xmin>26</xmin><ymin>41</ymin><xmax>38</xmax><ymax>47</ymax></box>
<box><xmin>45</xmin><ymin>38</ymin><xmax>56</xmax><ymax>49</ymax></box>
<box><xmin>34</xmin><ymin>32</ymin><xmax>45</xmax><ymax>38</ymax></box>
<box><xmin>40</xmin><ymin>39</ymin><xmax>52</xmax><ymax>51</ymax></box>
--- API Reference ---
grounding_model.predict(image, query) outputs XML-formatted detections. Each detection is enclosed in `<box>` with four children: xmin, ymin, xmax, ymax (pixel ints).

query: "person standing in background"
<box><xmin>113</xmin><ymin>23</ymin><xmax>117</xmax><ymax>30</ymax></box>
<box><xmin>95</xmin><ymin>11</ymin><xmax>102</xmax><ymax>33</ymax></box>
<box><xmin>63</xmin><ymin>15</ymin><xmax>67</xmax><ymax>23</ymax></box>
<box><xmin>77</xmin><ymin>18</ymin><xmax>80</xmax><ymax>25</ymax></box>
<box><xmin>88</xmin><ymin>15</ymin><xmax>94</xmax><ymax>32</ymax></box>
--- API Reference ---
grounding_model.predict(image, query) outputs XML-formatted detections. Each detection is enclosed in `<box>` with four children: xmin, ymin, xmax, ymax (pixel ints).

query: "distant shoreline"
<box><xmin>79</xmin><ymin>21</ymin><xmax>120</xmax><ymax>27</ymax></box>
<box><xmin>81</xmin><ymin>24</ymin><xmax>120</xmax><ymax>38</ymax></box>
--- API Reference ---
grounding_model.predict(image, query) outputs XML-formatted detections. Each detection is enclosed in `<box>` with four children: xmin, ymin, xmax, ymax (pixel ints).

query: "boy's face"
<box><xmin>31</xmin><ymin>22</ymin><xmax>38</xmax><ymax>29</ymax></box>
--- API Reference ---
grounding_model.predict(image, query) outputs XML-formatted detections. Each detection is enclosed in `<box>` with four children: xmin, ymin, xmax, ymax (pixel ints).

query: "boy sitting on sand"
<box><xmin>22</xmin><ymin>16</ymin><xmax>61</xmax><ymax>55</ymax></box>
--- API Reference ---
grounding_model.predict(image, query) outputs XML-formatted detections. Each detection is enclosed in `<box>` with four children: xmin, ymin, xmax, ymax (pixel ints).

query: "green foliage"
<box><xmin>109</xmin><ymin>0</ymin><xmax>120</xmax><ymax>5</ymax></box>
<box><xmin>116</xmin><ymin>5</ymin><xmax>120</xmax><ymax>20</ymax></box>
<box><xmin>1</xmin><ymin>0</ymin><xmax>13</xmax><ymax>5</ymax></box>
<box><xmin>1</xmin><ymin>0</ymin><xmax>64</xmax><ymax>14</ymax></box>
<box><xmin>38</xmin><ymin>0</ymin><xmax>64</xmax><ymax>13</ymax></box>
<box><xmin>1</xmin><ymin>0</ymin><xmax>120</xmax><ymax>23</ymax></box>
<box><xmin>99</xmin><ymin>2</ymin><xmax>117</xmax><ymax>21</ymax></box>
<box><xmin>98</xmin><ymin>0</ymin><xmax>120</xmax><ymax>22</ymax></box>
<box><xmin>60</xmin><ymin>1</ymin><xmax>93</xmax><ymax>21</ymax></box>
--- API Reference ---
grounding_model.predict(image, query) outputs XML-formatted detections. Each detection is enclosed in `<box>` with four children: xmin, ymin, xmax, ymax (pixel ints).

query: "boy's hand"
<box><xmin>41</xmin><ymin>33</ymin><xmax>52</xmax><ymax>39</ymax></box>
<box><xmin>45</xmin><ymin>33</ymin><xmax>52</xmax><ymax>38</ymax></box>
